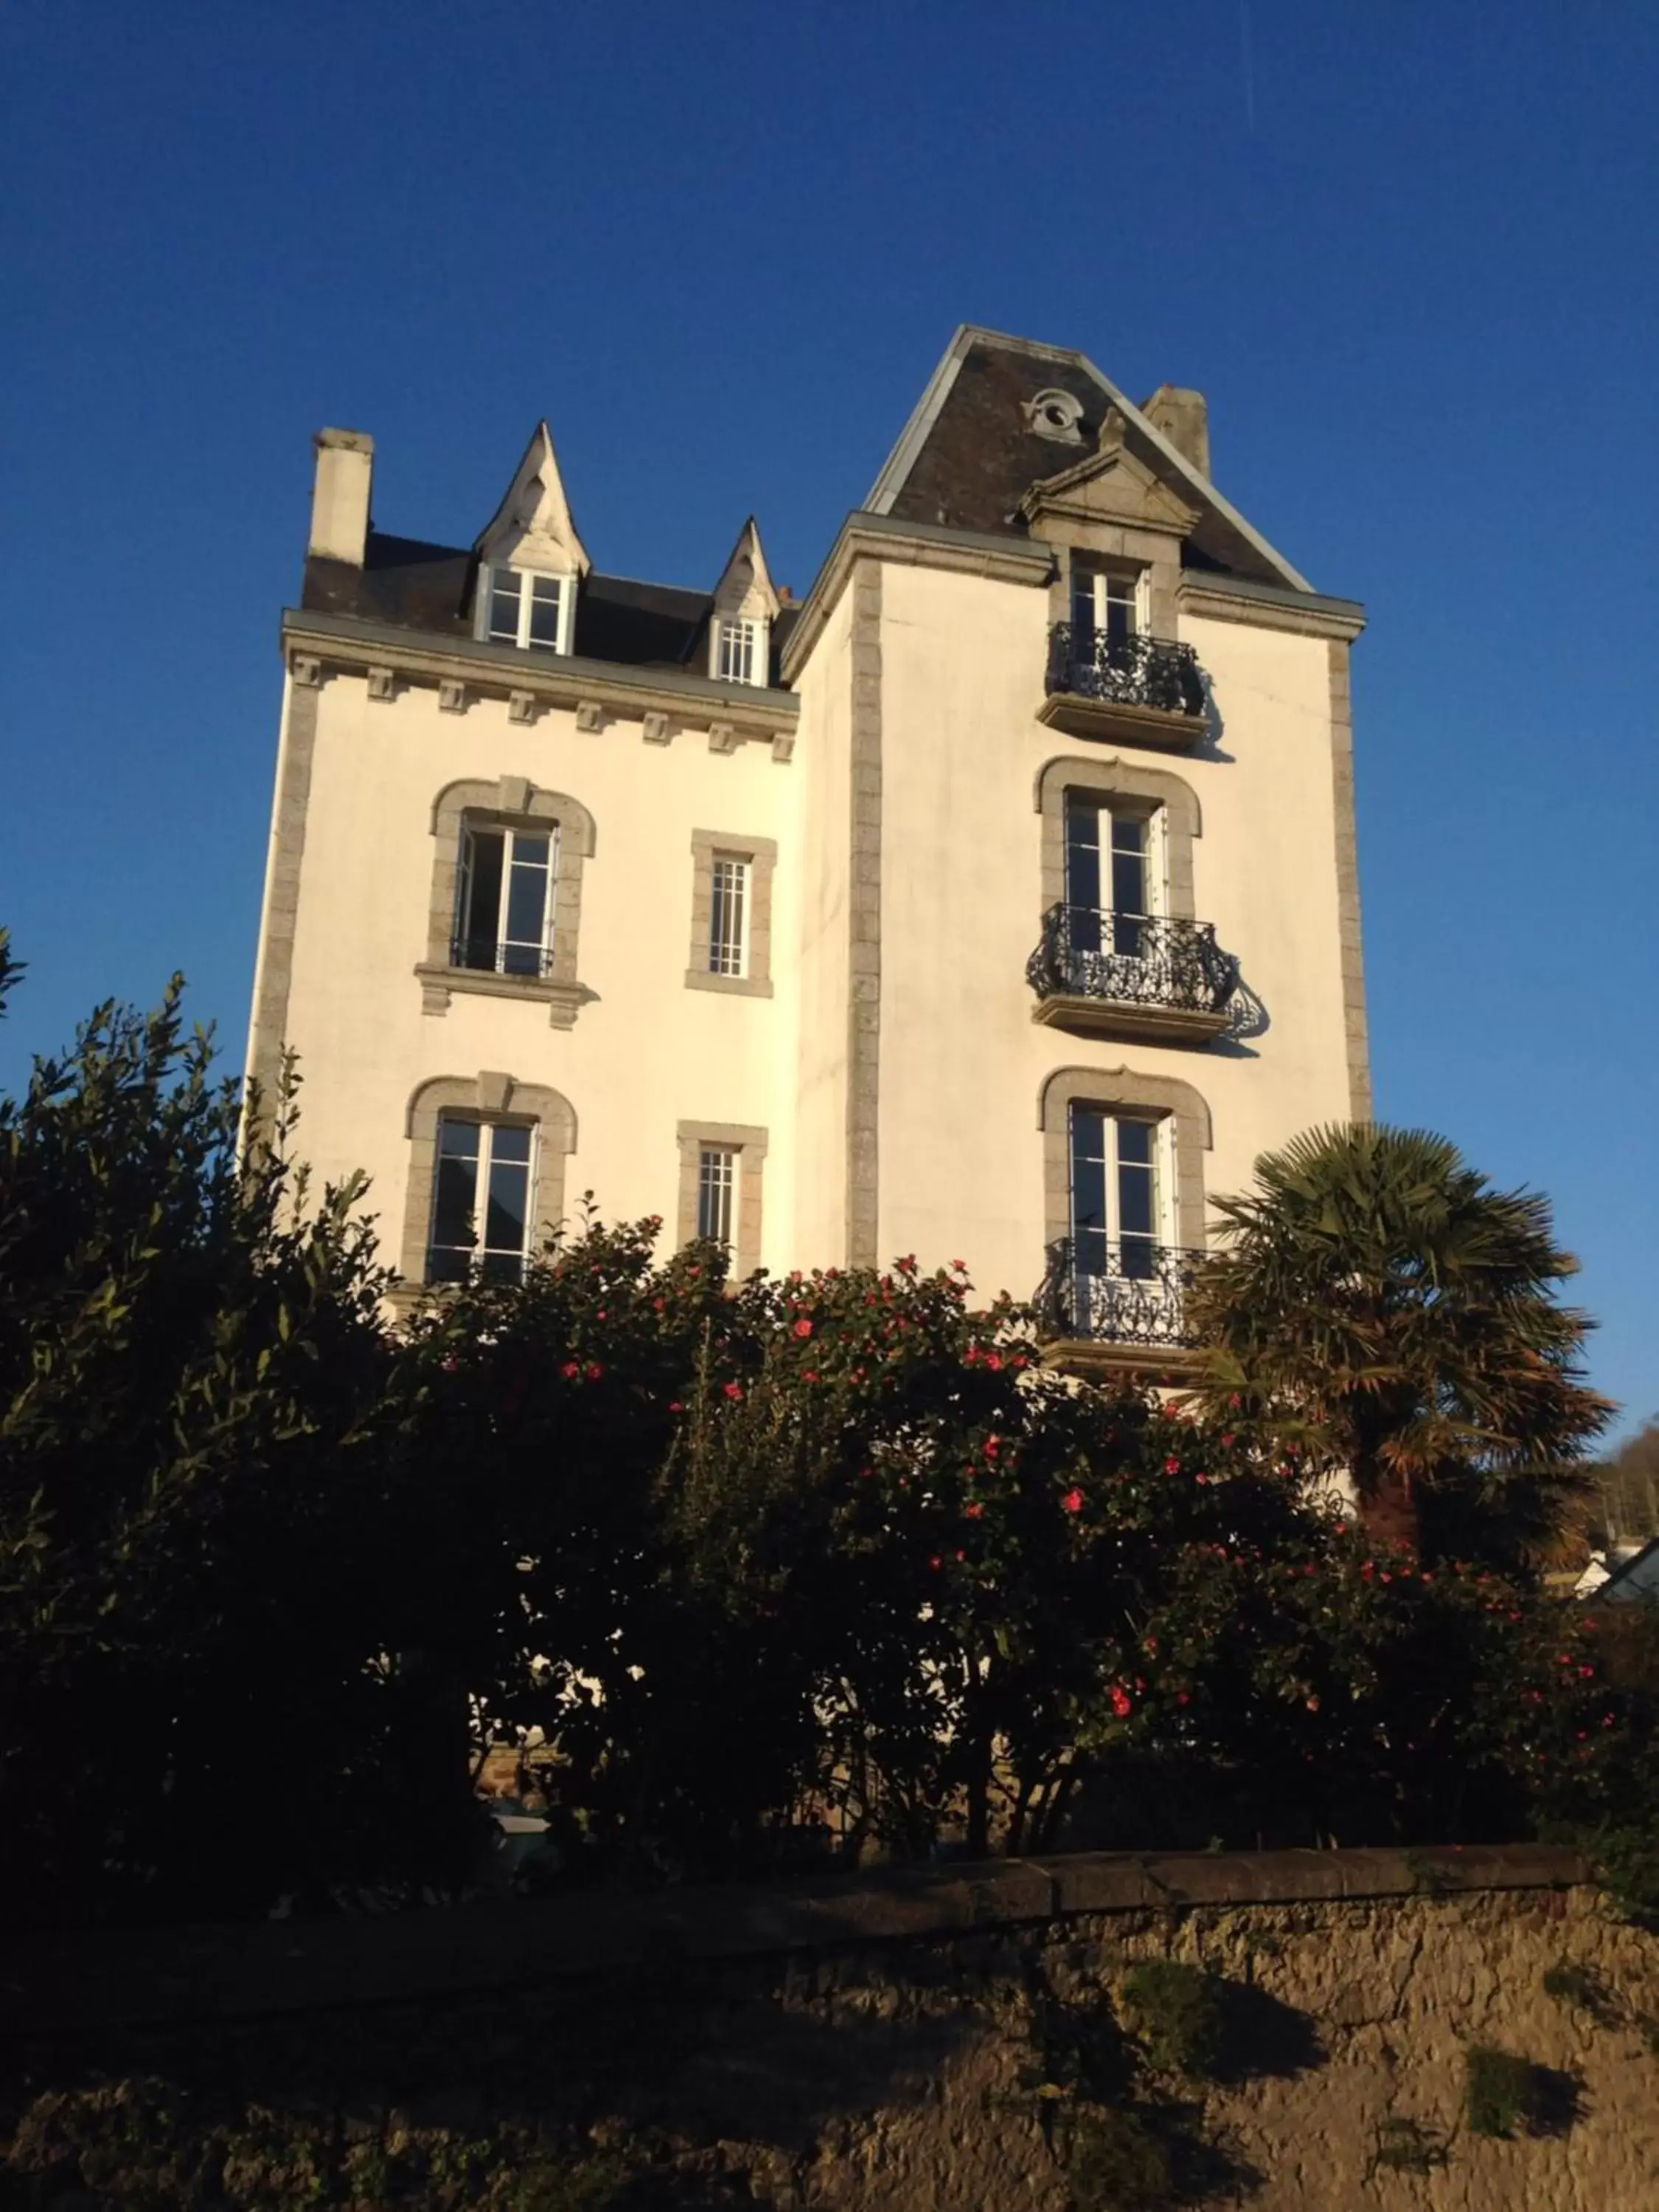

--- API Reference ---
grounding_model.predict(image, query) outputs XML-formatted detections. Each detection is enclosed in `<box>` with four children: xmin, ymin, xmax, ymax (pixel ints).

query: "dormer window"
<box><xmin>716</xmin><ymin>616</ymin><xmax>765</xmax><ymax>686</ymax></box>
<box><xmin>481</xmin><ymin>566</ymin><xmax>573</xmax><ymax>654</ymax></box>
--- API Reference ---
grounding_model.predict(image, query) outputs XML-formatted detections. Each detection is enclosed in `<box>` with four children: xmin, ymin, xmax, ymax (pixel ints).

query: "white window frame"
<box><xmin>477</xmin><ymin>564</ymin><xmax>576</xmax><ymax>655</ymax></box>
<box><xmin>708</xmin><ymin>853</ymin><xmax>750</xmax><ymax>978</ymax></box>
<box><xmin>1069</xmin><ymin>1107</ymin><xmax>1178</xmax><ymax>1262</ymax></box>
<box><xmin>712</xmin><ymin>614</ymin><xmax>768</xmax><ymax>686</ymax></box>
<box><xmin>456</xmin><ymin>821</ymin><xmax>560</xmax><ymax>976</ymax></box>
<box><xmin>1065</xmin><ymin>796</ymin><xmax>1168</xmax><ymax>922</ymax></box>
<box><xmin>427</xmin><ymin>1114</ymin><xmax>540</xmax><ymax>1283</ymax></box>
<box><xmin>1071</xmin><ymin>566</ymin><xmax>1150</xmax><ymax>642</ymax></box>
<box><xmin>697</xmin><ymin>1144</ymin><xmax>738</xmax><ymax>1245</ymax></box>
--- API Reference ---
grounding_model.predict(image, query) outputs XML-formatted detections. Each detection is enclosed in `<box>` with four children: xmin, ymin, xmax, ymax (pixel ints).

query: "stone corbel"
<box><xmin>291</xmin><ymin>654</ymin><xmax>323</xmax><ymax>687</ymax></box>
<box><xmin>771</xmin><ymin>731</ymin><xmax>796</xmax><ymax>765</ymax></box>
<box><xmin>642</xmin><ymin>712</ymin><xmax>673</xmax><ymax>745</ymax></box>
<box><xmin>575</xmin><ymin>700</ymin><xmax>605</xmax><ymax>733</ymax></box>
<box><xmin>366</xmin><ymin>667</ymin><xmax>397</xmax><ymax>702</ymax></box>
<box><xmin>418</xmin><ymin>972</ymin><xmax>452</xmax><ymax>1016</ymax></box>
<box><xmin>438</xmin><ymin>678</ymin><xmax>467</xmax><ymax>714</ymax></box>
<box><xmin>508</xmin><ymin>691</ymin><xmax>538</xmax><ymax>726</ymax></box>
<box><xmin>709</xmin><ymin>723</ymin><xmax>740</xmax><ymax>755</ymax></box>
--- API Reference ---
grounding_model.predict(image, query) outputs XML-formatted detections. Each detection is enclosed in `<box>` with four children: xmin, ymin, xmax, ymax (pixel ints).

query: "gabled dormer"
<box><xmin>707</xmin><ymin>518</ymin><xmax>779</xmax><ymax>687</ymax></box>
<box><xmin>473</xmin><ymin>422</ymin><xmax>590</xmax><ymax>656</ymax></box>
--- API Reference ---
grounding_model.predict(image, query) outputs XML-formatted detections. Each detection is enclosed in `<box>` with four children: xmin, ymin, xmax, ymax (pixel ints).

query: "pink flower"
<box><xmin>984</xmin><ymin>1436</ymin><xmax>1001</xmax><ymax>1458</ymax></box>
<box><xmin>985</xmin><ymin>1353</ymin><xmax>1004</xmax><ymax>1372</ymax></box>
<box><xmin>584</xmin><ymin>1361</ymin><xmax>603</xmax><ymax>1382</ymax></box>
<box><xmin>1164</xmin><ymin>1456</ymin><xmax>1181</xmax><ymax>1475</ymax></box>
<box><xmin>964</xmin><ymin>1500</ymin><xmax>984</xmax><ymax>1519</ymax></box>
<box><xmin>1062</xmin><ymin>1487</ymin><xmax>1084</xmax><ymax>1514</ymax></box>
<box><xmin>928</xmin><ymin>1554</ymin><xmax>943</xmax><ymax>1572</ymax></box>
<box><xmin>793</xmin><ymin>1318</ymin><xmax>814</xmax><ymax>1339</ymax></box>
<box><xmin>560</xmin><ymin>1360</ymin><xmax>581</xmax><ymax>1380</ymax></box>
<box><xmin>723</xmin><ymin>1381</ymin><xmax>743</xmax><ymax>1401</ymax></box>
<box><xmin>951</xmin><ymin>1258</ymin><xmax>967</xmax><ymax>1273</ymax></box>
<box><xmin>802</xmin><ymin>1370</ymin><xmax>820</xmax><ymax>1383</ymax></box>
<box><xmin>668</xmin><ymin>1402</ymin><xmax>684</xmax><ymax>1413</ymax></box>
<box><xmin>1306</xmin><ymin>1696</ymin><xmax>1321</xmax><ymax>1711</ymax></box>
<box><xmin>1109</xmin><ymin>1686</ymin><xmax>1133</xmax><ymax>1718</ymax></box>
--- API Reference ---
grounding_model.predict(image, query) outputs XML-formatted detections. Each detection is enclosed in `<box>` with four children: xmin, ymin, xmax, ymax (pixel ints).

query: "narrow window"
<box><xmin>697</xmin><ymin>1145</ymin><xmax>737</xmax><ymax>1245</ymax></box>
<box><xmin>487</xmin><ymin>570</ymin><xmax>524</xmax><ymax>644</ymax></box>
<box><xmin>456</xmin><ymin>824</ymin><xmax>555</xmax><ymax>976</ymax></box>
<box><xmin>527</xmin><ymin>574</ymin><xmax>563</xmax><ymax>649</ymax></box>
<box><xmin>709</xmin><ymin>855</ymin><xmax>749</xmax><ymax>977</ymax></box>
<box><xmin>428</xmin><ymin>1117</ymin><xmax>536</xmax><ymax>1282</ymax></box>
<box><xmin>1068</xmin><ymin>1107</ymin><xmax>1164</xmax><ymax>1283</ymax></box>
<box><xmin>717</xmin><ymin>618</ymin><xmax>761</xmax><ymax>684</ymax></box>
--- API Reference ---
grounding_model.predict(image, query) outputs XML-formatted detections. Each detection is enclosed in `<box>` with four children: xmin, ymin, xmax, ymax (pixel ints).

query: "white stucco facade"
<box><xmin>248</xmin><ymin>328</ymin><xmax>1369</xmax><ymax>1360</ymax></box>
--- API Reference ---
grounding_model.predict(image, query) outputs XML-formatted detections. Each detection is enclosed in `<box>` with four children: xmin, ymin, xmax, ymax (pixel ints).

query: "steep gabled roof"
<box><xmin>865</xmin><ymin>325</ymin><xmax>1313</xmax><ymax>591</ymax></box>
<box><xmin>476</xmin><ymin>420</ymin><xmax>591</xmax><ymax>577</ymax></box>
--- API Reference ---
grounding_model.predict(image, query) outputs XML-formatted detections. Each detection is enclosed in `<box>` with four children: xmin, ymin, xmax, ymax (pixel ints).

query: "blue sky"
<box><xmin>3</xmin><ymin>2</ymin><xmax>1655</xmax><ymax>1436</ymax></box>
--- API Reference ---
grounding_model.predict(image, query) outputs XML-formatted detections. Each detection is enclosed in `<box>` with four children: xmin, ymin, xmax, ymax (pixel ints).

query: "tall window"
<box><xmin>1071</xmin><ymin>568</ymin><xmax>1143</xmax><ymax>648</ymax></box>
<box><xmin>455</xmin><ymin>824</ymin><xmax>556</xmax><ymax>976</ymax></box>
<box><xmin>1064</xmin><ymin>794</ymin><xmax>1165</xmax><ymax>959</ymax></box>
<box><xmin>483</xmin><ymin>567</ymin><xmax>570</xmax><ymax>653</ymax></box>
<box><xmin>697</xmin><ymin>1145</ymin><xmax>737</xmax><ymax>1245</ymax></box>
<box><xmin>1069</xmin><ymin>1107</ymin><xmax>1171</xmax><ymax>1281</ymax></box>
<box><xmin>708</xmin><ymin>855</ymin><xmax>749</xmax><ymax>977</ymax></box>
<box><xmin>428</xmin><ymin>1117</ymin><xmax>535</xmax><ymax>1282</ymax></box>
<box><xmin>717</xmin><ymin>617</ymin><xmax>763</xmax><ymax>685</ymax></box>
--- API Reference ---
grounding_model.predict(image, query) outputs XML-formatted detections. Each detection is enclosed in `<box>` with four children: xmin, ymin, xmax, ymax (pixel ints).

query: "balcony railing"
<box><xmin>1046</xmin><ymin>624</ymin><xmax>1206</xmax><ymax>720</ymax></box>
<box><xmin>451</xmin><ymin>936</ymin><xmax>555</xmax><ymax>980</ymax></box>
<box><xmin>1026</xmin><ymin>906</ymin><xmax>1238</xmax><ymax>1018</ymax></box>
<box><xmin>1037</xmin><ymin>1237</ymin><xmax>1206</xmax><ymax>1351</ymax></box>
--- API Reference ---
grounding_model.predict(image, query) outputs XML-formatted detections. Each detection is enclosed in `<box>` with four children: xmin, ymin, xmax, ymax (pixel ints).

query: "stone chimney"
<box><xmin>1141</xmin><ymin>386</ymin><xmax>1211</xmax><ymax>479</ymax></box>
<box><xmin>308</xmin><ymin>427</ymin><xmax>375</xmax><ymax>566</ymax></box>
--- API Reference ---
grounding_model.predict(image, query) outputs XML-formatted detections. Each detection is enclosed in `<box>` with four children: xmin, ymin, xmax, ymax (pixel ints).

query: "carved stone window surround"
<box><xmin>398</xmin><ymin>1072</ymin><xmax>577</xmax><ymax>1287</ymax></box>
<box><xmin>686</xmin><ymin>830</ymin><xmax>777</xmax><ymax>998</ymax></box>
<box><xmin>675</xmin><ymin>1120</ymin><xmax>768</xmax><ymax>1276</ymax></box>
<box><xmin>1034</xmin><ymin>754</ymin><xmax>1202</xmax><ymax>918</ymax></box>
<box><xmin>1037</xmin><ymin>1065</ymin><xmax>1211</xmax><ymax>1256</ymax></box>
<box><xmin>415</xmin><ymin>776</ymin><xmax>596</xmax><ymax>1026</ymax></box>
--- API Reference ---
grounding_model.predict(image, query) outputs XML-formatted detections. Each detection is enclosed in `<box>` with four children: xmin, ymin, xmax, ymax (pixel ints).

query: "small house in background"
<box><xmin>1576</xmin><ymin>1537</ymin><xmax>1659</xmax><ymax>1604</ymax></box>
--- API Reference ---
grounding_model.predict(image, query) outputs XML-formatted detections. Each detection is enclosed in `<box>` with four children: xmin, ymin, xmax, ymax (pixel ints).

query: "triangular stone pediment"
<box><xmin>712</xmin><ymin>517</ymin><xmax>779</xmax><ymax>621</ymax></box>
<box><xmin>1021</xmin><ymin>410</ymin><xmax>1200</xmax><ymax>538</ymax></box>
<box><xmin>476</xmin><ymin>422</ymin><xmax>591</xmax><ymax>577</ymax></box>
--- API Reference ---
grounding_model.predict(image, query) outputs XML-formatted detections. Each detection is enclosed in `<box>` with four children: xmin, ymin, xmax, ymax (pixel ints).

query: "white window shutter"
<box><xmin>1155</xmin><ymin>1116</ymin><xmax>1180</xmax><ymax>1249</ymax></box>
<box><xmin>1146</xmin><ymin>804</ymin><xmax>1169</xmax><ymax>919</ymax></box>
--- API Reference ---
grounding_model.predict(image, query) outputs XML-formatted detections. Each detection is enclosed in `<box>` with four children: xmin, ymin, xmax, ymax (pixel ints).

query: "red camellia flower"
<box><xmin>951</xmin><ymin>1258</ymin><xmax>967</xmax><ymax>1272</ymax></box>
<box><xmin>1062</xmin><ymin>1486</ymin><xmax>1084</xmax><ymax>1514</ymax></box>
<box><xmin>1164</xmin><ymin>1456</ymin><xmax>1181</xmax><ymax>1475</ymax></box>
<box><xmin>928</xmin><ymin>1554</ymin><xmax>943</xmax><ymax>1571</ymax></box>
<box><xmin>964</xmin><ymin>1500</ymin><xmax>984</xmax><ymax>1518</ymax></box>
<box><xmin>584</xmin><ymin>1361</ymin><xmax>603</xmax><ymax>1382</ymax></box>
<box><xmin>560</xmin><ymin>1360</ymin><xmax>580</xmax><ymax>1380</ymax></box>
<box><xmin>668</xmin><ymin>1402</ymin><xmax>684</xmax><ymax>1413</ymax></box>
<box><xmin>793</xmin><ymin>1318</ymin><xmax>813</xmax><ymax>1339</ymax></box>
<box><xmin>984</xmin><ymin>1436</ymin><xmax>1001</xmax><ymax>1458</ymax></box>
<box><xmin>985</xmin><ymin>1353</ymin><xmax>1004</xmax><ymax>1371</ymax></box>
<box><xmin>802</xmin><ymin>1370</ymin><xmax>820</xmax><ymax>1383</ymax></box>
<box><xmin>1306</xmin><ymin>1696</ymin><xmax>1321</xmax><ymax>1712</ymax></box>
<box><xmin>1109</xmin><ymin>1686</ymin><xmax>1133</xmax><ymax>1717</ymax></box>
<box><xmin>723</xmin><ymin>1381</ymin><xmax>743</xmax><ymax>1401</ymax></box>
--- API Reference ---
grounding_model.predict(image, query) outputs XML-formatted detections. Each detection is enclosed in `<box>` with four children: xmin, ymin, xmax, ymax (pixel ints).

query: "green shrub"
<box><xmin>1541</xmin><ymin>1960</ymin><xmax>1608</xmax><ymax>2019</ymax></box>
<box><xmin>1066</xmin><ymin>2107</ymin><xmax>1178</xmax><ymax>2212</ymax></box>
<box><xmin>1464</xmin><ymin>2045</ymin><xmax>1537</xmax><ymax>2138</ymax></box>
<box><xmin>1118</xmin><ymin>1962</ymin><xmax>1224</xmax><ymax>2080</ymax></box>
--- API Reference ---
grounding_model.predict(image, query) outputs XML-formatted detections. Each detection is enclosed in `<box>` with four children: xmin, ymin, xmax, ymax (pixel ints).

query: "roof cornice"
<box><xmin>781</xmin><ymin>511</ymin><xmax>1053</xmax><ymax>684</ymax></box>
<box><xmin>281</xmin><ymin>610</ymin><xmax>799</xmax><ymax>732</ymax></box>
<box><xmin>1177</xmin><ymin>571</ymin><xmax>1366</xmax><ymax>641</ymax></box>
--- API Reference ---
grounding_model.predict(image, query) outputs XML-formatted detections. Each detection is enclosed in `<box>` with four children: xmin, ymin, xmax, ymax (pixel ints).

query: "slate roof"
<box><xmin>301</xmin><ymin>535</ymin><xmax>799</xmax><ymax>680</ymax></box>
<box><xmin>869</xmin><ymin>328</ymin><xmax>1308</xmax><ymax>590</ymax></box>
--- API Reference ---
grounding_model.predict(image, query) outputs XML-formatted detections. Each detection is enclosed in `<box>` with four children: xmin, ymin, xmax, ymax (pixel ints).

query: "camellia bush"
<box><xmin>1</xmin><ymin>943</ymin><xmax>1654</xmax><ymax>1924</ymax></box>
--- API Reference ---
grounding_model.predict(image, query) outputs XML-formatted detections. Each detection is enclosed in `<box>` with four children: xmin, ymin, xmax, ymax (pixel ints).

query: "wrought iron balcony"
<box><xmin>451</xmin><ymin>936</ymin><xmax>555</xmax><ymax>980</ymax></box>
<box><xmin>1040</xmin><ymin>624</ymin><xmax>1207</xmax><ymax>747</ymax></box>
<box><xmin>1026</xmin><ymin>905</ymin><xmax>1238</xmax><ymax>1044</ymax></box>
<box><xmin>1037</xmin><ymin>1237</ymin><xmax>1206</xmax><ymax>1356</ymax></box>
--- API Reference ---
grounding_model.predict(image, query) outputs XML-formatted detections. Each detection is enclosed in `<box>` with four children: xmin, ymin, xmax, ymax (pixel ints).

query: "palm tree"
<box><xmin>1183</xmin><ymin>1124</ymin><xmax>1612</xmax><ymax>1559</ymax></box>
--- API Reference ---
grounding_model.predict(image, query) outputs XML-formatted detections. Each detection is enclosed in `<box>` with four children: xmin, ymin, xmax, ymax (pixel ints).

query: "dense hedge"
<box><xmin>1</xmin><ymin>951</ymin><xmax>1654</xmax><ymax>1926</ymax></box>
